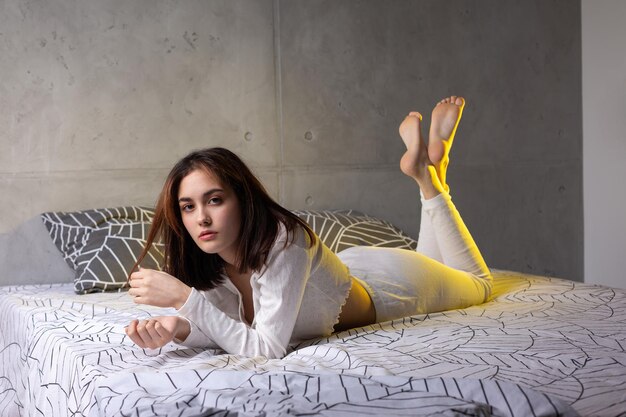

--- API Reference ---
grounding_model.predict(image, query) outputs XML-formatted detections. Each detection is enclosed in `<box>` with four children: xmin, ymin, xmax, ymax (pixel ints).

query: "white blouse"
<box><xmin>175</xmin><ymin>224</ymin><xmax>352</xmax><ymax>359</ymax></box>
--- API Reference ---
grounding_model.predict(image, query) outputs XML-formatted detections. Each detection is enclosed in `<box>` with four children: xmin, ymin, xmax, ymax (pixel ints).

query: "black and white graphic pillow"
<box><xmin>41</xmin><ymin>206</ymin><xmax>164</xmax><ymax>294</ymax></box>
<box><xmin>40</xmin><ymin>207</ymin><xmax>413</xmax><ymax>294</ymax></box>
<box><xmin>294</xmin><ymin>210</ymin><xmax>417</xmax><ymax>253</ymax></box>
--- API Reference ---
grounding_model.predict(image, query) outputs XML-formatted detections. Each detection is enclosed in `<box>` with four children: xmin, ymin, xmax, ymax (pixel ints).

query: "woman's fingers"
<box><xmin>127</xmin><ymin>268</ymin><xmax>190</xmax><ymax>309</ymax></box>
<box><xmin>126</xmin><ymin>317</ymin><xmax>176</xmax><ymax>349</ymax></box>
<box><xmin>126</xmin><ymin>320</ymin><xmax>147</xmax><ymax>347</ymax></box>
<box><xmin>145</xmin><ymin>320</ymin><xmax>167</xmax><ymax>344</ymax></box>
<box><xmin>128</xmin><ymin>288</ymin><xmax>147</xmax><ymax>304</ymax></box>
<box><xmin>128</xmin><ymin>271</ymin><xmax>148</xmax><ymax>304</ymax></box>
<box><xmin>131</xmin><ymin>320</ymin><xmax>160</xmax><ymax>349</ymax></box>
<box><xmin>135</xmin><ymin>320</ymin><xmax>157</xmax><ymax>348</ymax></box>
<box><xmin>129</xmin><ymin>269</ymin><xmax>144</xmax><ymax>283</ymax></box>
<box><xmin>131</xmin><ymin>294</ymin><xmax>146</xmax><ymax>305</ymax></box>
<box><xmin>128</xmin><ymin>271</ymin><xmax>155</xmax><ymax>305</ymax></box>
<box><xmin>136</xmin><ymin>320</ymin><xmax>170</xmax><ymax>348</ymax></box>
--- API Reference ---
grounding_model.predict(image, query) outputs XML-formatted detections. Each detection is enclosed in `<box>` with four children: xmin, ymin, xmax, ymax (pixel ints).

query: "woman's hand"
<box><xmin>128</xmin><ymin>267</ymin><xmax>192</xmax><ymax>309</ymax></box>
<box><xmin>125</xmin><ymin>316</ymin><xmax>191</xmax><ymax>349</ymax></box>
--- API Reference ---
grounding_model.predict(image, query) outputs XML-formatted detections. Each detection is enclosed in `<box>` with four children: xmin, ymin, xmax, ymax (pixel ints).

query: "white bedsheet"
<box><xmin>1</xmin><ymin>270</ymin><xmax>625</xmax><ymax>416</ymax></box>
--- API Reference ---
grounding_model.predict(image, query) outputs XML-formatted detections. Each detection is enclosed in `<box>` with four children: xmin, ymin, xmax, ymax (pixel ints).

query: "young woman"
<box><xmin>126</xmin><ymin>96</ymin><xmax>492</xmax><ymax>359</ymax></box>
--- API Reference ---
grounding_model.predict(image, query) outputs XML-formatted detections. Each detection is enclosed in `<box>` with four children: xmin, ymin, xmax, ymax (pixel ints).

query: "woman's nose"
<box><xmin>197</xmin><ymin>208</ymin><xmax>211</xmax><ymax>225</ymax></box>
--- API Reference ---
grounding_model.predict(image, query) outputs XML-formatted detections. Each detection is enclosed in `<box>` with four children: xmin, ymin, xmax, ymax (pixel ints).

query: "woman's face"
<box><xmin>178</xmin><ymin>169</ymin><xmax>242</xmax><ymax>265</ymax></box>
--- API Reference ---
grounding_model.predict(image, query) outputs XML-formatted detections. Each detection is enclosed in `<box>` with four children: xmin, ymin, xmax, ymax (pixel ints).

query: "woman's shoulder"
<box><xmin>254</xmin><ymin>222</ymin><xmax>315</xmax><ymax>279</ymax></box>
<box><xmin>278</xmin><ymin>221</ymin><xmax>317</xmax><ymax>248</ymax></box>
<box><xmin>266</xmin><ymin>222</ymin><xmax>317</xmax><ymax>262</ymax></box>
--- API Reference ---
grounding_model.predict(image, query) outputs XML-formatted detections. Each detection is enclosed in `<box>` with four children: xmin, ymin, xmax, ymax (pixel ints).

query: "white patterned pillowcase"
<box><xmin>294</xmin><ymin>209</ymin><xmax>417</xmax><ymax>253</ymax></box>
<box><xmin>41</xmin><ymin>207</ymin><xmax>164</xmax><ymax>294</ymax></box>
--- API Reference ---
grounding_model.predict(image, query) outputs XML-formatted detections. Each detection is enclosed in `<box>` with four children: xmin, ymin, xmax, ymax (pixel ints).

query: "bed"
<box><xmin>1</xmin><ymin>207</ymin><xmax>625</xmax><ymax>416</ymax></box>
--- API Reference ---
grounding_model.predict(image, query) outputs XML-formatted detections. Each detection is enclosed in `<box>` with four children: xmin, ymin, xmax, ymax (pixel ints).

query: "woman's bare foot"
<box><xmin>428</xmin><ymin>96</ymin><xmax>465</xmax><ymax>193</ymax></box>
<box><xmin>398</xmin><ymin>112</ymin><xmax>444</xmax><ymax>198</ymax></box>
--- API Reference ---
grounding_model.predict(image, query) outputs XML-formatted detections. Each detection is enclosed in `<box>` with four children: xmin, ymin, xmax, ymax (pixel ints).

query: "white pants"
<box><xmin>337</xmin><ymin>192</ymin><xmax>492</xmax><ymax>322</ymax></box>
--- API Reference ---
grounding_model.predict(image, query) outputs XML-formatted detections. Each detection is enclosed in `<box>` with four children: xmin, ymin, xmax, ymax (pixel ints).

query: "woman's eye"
<box><xmin>208</xmin><ymin>197</ymin><xmax>222</xmax><ymax>205</ymax></box>
<box><xmin>181</xmin><ymin>204</ymin><xmax>193</xmax><ymax>212</ymax></box>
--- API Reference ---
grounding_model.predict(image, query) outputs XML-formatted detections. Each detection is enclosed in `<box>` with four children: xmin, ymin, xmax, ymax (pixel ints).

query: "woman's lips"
<box><xmin>199</xmin><ymin>231</ymin><xmax>217</xmax><ymax>241</ymax></box>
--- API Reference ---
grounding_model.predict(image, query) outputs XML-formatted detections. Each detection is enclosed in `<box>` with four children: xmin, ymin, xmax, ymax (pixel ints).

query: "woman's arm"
<box><xmin>126</xmin><ymin>230</ymin><xmax>315</xmax><ymax>358</ymax></box>
<box><xmin>126</xmin><ymin>269</ymin><xmax>221</xmax><ymax>349</ymax></box>
<box><xmin>177</xmin><ymin>234</ymin><xmax>314</xmax><ymax>359</ymax></box>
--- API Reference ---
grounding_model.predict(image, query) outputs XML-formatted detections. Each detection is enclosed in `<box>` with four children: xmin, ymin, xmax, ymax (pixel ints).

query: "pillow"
<box><xmin>41</xmin><ymin>206</ymin><xmax>414</xmax><ymax>294</ymax></box>
<box><xmin>41</xmin><ymin>206</ymin><xmax>164</xmax><ymax>294</ymax></box>
<box><xmin>293</xmin><ymin>209</ymin><xmax>417</xmax><ymax>253</ymax></box>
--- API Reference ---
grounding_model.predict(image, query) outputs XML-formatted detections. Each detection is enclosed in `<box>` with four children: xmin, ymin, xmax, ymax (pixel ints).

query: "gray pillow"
<box><xmin>40</xmin><ymin>207</ymin><xmax>414</xmax><ymax>294</ymax></box>
<box><xmin>294</xmin><ymin>209</ymin><xmax>417</xmax><ymax>253</ymax></box>
<box><xmin>41</xmin><ymin>207</ymin><xmax>164</xmax><ymax>294</ymax></box>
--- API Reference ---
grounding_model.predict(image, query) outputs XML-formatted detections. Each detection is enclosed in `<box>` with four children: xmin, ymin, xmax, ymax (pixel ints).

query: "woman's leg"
<box><xmin>401</xmin><ymin>111</ymin><xmax>443</xmax><ymax>262</ymax></box>
<box><xmin>399</xmin><ymin>97</ymin><xmax>490</xmax><ymax>280</ymax></box>
<box><xmin>415</xmin><ymin>97</ymin><xmax>466</xmax><ymax>262</ymax></box>
<box><xmin>339</xmin><ymin>97</ymin><xmax>491</xmax><ymax>323</ymax></box>
<box><xmin>359</xmin><ymin>97</ymin><xmax>491</xmax><ymax>318</ymax></box>
<box><xmin>415</xmin><ymin>191</ymin><xmax>443</xmax><ymax>262</ymax></box>
<box><xmin>428</xmin><ymin>96</ymin><xmax>465</xmax><ymax>194</ymax></box>
<box><xmin>338</xmin><ymin>244</ymin><xmax>491</xmax><ymax>321</ymax></box>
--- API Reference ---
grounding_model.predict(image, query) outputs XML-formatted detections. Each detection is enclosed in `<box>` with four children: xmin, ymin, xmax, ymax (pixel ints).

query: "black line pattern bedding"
<box><xmin>1</xmin><ymin>270</ymin><xmax>625</xmax><ymax>416</ymax></box>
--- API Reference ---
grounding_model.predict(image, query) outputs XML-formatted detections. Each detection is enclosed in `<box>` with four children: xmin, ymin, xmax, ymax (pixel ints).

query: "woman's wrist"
<box><xmin>175</xmin><ymin>285</ymin><xmax>192</xmax><ymax>310</ymax></box>
<box><xmin>174</xmin><ymin>317</ymin><xmax>191</xmax><ymax>342</ymax></box>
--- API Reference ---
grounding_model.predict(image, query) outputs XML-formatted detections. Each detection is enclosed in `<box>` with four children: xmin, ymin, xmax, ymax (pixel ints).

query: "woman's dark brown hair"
<box><xmin>131</xmin><ymin>147</ymin><xmax>315</xmax><ymax>290</ymax></box>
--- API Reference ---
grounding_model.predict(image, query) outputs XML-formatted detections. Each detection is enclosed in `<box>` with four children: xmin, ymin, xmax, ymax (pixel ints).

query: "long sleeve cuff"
<box><xmin>174</xmin><ymin>317</ymin><xmax>217</xmax><ymax>348</ymax></box>
<box><xmin>176</xmin><ymin>287</ymin><xmax>287</xmax><ymax>358</ymax></box>
<box><xmin>174</xmin><ymin>288</ymin><xmax>218</xmax><ymax>349</ymax></box>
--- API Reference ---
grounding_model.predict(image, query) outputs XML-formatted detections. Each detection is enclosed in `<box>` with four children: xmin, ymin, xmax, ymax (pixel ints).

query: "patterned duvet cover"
<box><xmin>1</xmin><ymin>270</ymin><xmax>625</xmax><ymax>416</ymax></box>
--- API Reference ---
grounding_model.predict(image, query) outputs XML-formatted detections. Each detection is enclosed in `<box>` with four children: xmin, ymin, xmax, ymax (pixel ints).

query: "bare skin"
<box><xmin>224</xmin><ymin>264</ymin><xmax>255</xmax><ymax>324</ymax></box>
<box><xmin>335</xmin><ymin>278</ymin><xmax>376</xmax><ymax>331</ymax></box>
<box><xmin>398</xmin><ymin>111</ymin><xmax>444</xmax><ymax>198</ymax></box>
<box><xmin>336</xmin><ymin>96</ymin><xmax>465</xmax><ymax>330</ymax></box>
<box><xmin>428</xmin><ymin>96</ymin><xmax>465</xmax><ymax>193</ymax></box>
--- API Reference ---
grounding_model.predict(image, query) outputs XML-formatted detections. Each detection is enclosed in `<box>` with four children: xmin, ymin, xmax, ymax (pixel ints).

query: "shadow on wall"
<box><xmin>0</xmin><ymin>218</ymin><xmax>74</xmax><ymax>286</ymax></box>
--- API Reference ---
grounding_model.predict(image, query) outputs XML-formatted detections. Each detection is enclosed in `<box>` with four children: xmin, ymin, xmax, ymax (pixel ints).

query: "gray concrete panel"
<box><xmin>0</xmin><ymin>170</ymin><xmax>169</xmax><ymax>233</ymax></box>
<box><xmin>279</xmin><ymin>0</ymin><xmax>581</xmax><ymax>167</ymax></box>
<box><xmin>0</xmin><ymin>169</ymin><xmax>278</xmax><ymax>234</ymax></box>
<box><xmin>281</xmin><ymin>167</ymin><xmax>421</xmax><ymax>239</ymax></box>
<box><xmin>282</xmin><ymin>160</ymin><xmax>582</xmax><ymax>283</ymax></box>
<box><xmin>0</xmin><ymin>0</ymin><xmax>278</xmax><ymax>173</ymax></box>
<box><xmin>0</xmin><ymin>217</ymin><xmax>74</xmax><ymax>286</ymax></box>
<box><xmin>449</xmin><ymin>160</ymin><xmax>583</xmax><ymax>282</ymax></box>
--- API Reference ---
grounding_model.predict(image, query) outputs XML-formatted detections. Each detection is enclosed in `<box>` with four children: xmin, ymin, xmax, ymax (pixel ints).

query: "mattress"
<box><xmin>1</xmin><ymin>269</ymin><xmax>625</xmax><ymax>416</ymax></box>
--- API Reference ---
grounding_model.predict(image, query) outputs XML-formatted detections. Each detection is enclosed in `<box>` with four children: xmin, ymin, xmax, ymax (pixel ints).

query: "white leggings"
<box><xmin>337</xmin><ymin>192</ymin><xmax>492</xmax><ymax>322</ymax></box>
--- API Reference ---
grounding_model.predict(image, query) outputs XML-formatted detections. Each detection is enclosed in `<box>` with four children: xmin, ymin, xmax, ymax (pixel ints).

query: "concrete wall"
<box><xmin>0</xmin><ymin>0</ymin><xmax>582</xmax><ymax>285</ymax></box>
<box><xmin>582</xmin><ymin>0</ymin><xmax>626</xmax><ymax>289</ymax></box>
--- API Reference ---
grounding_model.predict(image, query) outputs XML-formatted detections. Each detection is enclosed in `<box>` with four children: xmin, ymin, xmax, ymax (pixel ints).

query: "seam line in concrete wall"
<box><xmin>280</xmin><ymin>165</ymin><xmax>403</xmax><ymax>173</ymax></box>
<box><xmin>0</xmin><ymin>169</ymin><xmax>171</xmax><ymax>178</ymax></box>
<box><xmin>273</xmin><ymin>0</ymin><xmax>285</xmax><ymax>205</ymax></box>
<box><xmin>0</xmin><ymin>158</ymin><xmax>582</xmax><ymax>179</ymax></box>
<box><xmin>0</xmin><ymin>167</ymin><xmax>288</xmax><ymax>179</ymax></box>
